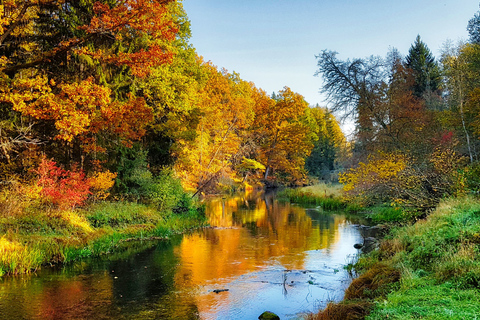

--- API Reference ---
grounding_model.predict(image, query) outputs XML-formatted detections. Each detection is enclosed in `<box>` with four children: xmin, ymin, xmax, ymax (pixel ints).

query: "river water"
<box><xmin>0</xmin><ymin>190</ymin><xmax>363</xmax><ymax>320</ymax></box>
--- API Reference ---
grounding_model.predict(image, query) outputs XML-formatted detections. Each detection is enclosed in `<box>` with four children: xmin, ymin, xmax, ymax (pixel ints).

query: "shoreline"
<box><xmin>309</xmin><ymin>196</ymin><xmax>480</xmax><ymax>319</ymax></box>
<box><xmin>0</xmin><ymin>200</ymin><xmax>207</xmax><ymax>277</ymax></box>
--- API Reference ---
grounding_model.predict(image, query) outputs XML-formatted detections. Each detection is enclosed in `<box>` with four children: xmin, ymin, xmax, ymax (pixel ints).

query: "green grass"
<box><xmin>310</xmin><ymin>196</ymin><xmax>480</xmax><ymax>319</ymax></box>
<box><xmin>366</xmin><ymin>205</ymin><xmax>418</xmax><ymax>223</ymax></box>
<box><xmin>0</xmin><ymin>194</ymin><xmax>206</xmax><ymax>276</ymax></box>
<box><xmin>277</xmin><ymin>183</ymin><xmax>346</xmax><ymax>210</ymax></box>
<box><xmin>366</xmin><ymin>278</ymin><xmax>480</xmax><ymax>319</ymax></box>
<box><xmin>359</xmin><ymin>196</ymin><xmax>480</xmax><ymax>319</ymax></box>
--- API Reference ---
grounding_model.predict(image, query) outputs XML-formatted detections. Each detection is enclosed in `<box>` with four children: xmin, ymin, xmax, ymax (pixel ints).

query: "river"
<box><xmin>0</xmin><ymin>190</ymin><xmax>364</xmax><ymax>320</ymax></box>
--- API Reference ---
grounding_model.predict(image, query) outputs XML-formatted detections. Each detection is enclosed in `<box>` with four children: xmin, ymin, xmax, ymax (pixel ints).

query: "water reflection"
<box><xmin>0</xmin><ymin>191</ymin><xmax>362</xmax><ymax>320</ymax></box>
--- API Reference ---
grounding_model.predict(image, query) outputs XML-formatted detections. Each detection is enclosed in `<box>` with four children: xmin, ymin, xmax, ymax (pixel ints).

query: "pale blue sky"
<box><xmin>183</xmin><ymin>0</ymin><xmax>478</xmax><ymax>126</ymax></box>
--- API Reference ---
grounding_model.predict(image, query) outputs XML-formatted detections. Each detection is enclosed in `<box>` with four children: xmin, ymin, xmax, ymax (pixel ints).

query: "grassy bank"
<box><xmin>309</xmin><ymin>196</ymin><xmax>480</xmax><ymax>319</ymax></box>
<box><xmin>0</xmin><ymin>196</ymin><xmax>206</xmax><ymax>277</ymax></box>
<box><xmin>277</xmin><ymin>183</ymin><xmax>348</xmax><ymax>211</ymax></box>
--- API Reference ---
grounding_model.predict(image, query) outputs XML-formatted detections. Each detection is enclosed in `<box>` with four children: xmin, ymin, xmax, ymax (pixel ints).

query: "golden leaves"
<box><xmin>339</xmin><ymin>153</ymin><xmax>407</xmax><ymax>194</ymax></box>
<box><xmin>5</xmin><ymin>74</ymin><xmax>153</xmax><ymax>151</ymax></box>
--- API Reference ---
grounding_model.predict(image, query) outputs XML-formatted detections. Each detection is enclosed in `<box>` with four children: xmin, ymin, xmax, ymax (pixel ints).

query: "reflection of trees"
<box><xmin>203</xmin><ymin>192</ymin><xmax>344</xmax><ymax>268</ymax></box>
<box><xmin>173</xmin><ymin>192</ymin><xmax>347</xmax><ymax>316</ymax></box>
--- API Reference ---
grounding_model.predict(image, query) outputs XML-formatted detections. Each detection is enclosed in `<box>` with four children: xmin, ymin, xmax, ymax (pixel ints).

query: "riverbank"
<box><xmin>277</xmin><ymin>183</ymin><xmax>365</xmax><ymax>213</ymax></box>
<box><xmin>0</xmin><ymin>200</ymin><xmax>206</xmax><ymax>277</ymax></box>
<box><xmin>309</xmin><ymin>196</ymin><xmax>480</xmax><ymax>319</ymax></box>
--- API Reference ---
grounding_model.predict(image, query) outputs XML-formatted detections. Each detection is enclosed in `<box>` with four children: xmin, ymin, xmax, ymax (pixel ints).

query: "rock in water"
<box><xmin>212</xmin><ymin>289</ymin><xmax>229</xmax><ymax>293</ymax></box>
<box><xmin>258</xmin><ymin>311</ymin><xmax>280</xmax><ymax>320</ymax></box>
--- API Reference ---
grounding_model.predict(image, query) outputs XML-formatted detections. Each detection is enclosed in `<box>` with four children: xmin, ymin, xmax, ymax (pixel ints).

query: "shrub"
<box><xmin>36</xmin><ymin>157</ymin><xmax>91</xmax><ymax>209</ymax></box>
<box><xmin>339</xmin><ymin>150</ymin><xmax>466</xmax><ymax>212</ymax></box>
<box><xmin>88</xmin><ymin>170</ymin><xmax>117</xmax><ymax>200</ymax></box>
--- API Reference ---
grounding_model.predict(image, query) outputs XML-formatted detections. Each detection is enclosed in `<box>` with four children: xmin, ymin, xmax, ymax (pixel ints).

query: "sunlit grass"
<box><xmin>0</xmin><ymin>187</ymin><xmax>206</xmax><ymax>277</ymax></box>
<box><xmin>277</xmin><ymin>183</ymin><xmax>346</xmax><ymax>210</ymax></box>
<box><xmin>298</xmin><ymin>183</ymin><xmax>344</xmax><ymax>198</ymax></box>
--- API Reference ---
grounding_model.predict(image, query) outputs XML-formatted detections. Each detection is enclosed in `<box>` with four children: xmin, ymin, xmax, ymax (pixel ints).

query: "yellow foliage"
<box><xmin>429</xmin><ymin>147</ymin><xmax>464</xmax><ymax>174</ymax></box>
<box><xmin>21</xmin><ymin>184</ymin><xmax>43</xmax><ymax>201</ymax></box>
<box><xmin>58</xmin><ymin>210</ymin><xmax>93</xmax><ymax>233</ymax></box>
<box><xmin>339</xmin><ymin>153</ymin><xmax>407</xmax><ymax>193</ymax></box>
<box><xmin>0</xmin><ymin>236</ymin><xmax>22</xmax><ymax>254</ymax></box>
<box><xmin>88</xmin><ymin>170</ymin><xmax>117</xmax><ymax>200</ymax></box>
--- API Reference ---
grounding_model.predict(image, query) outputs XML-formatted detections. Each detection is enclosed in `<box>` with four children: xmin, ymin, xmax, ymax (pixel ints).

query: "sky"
<box><xmin>182</xmin><ymin>0</ymin><xmax>479</xmax><ymax>133</ymax></box>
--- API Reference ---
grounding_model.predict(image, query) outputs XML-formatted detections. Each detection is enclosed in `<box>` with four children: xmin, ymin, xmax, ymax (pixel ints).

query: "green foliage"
<box><xmin>113</xmin><ymin>145</ymin><xmax>151</xmax><ymax>196</ymax></box>
<box><xmin>112</xmin><ymin>145</ymin><xmax>200</xmax><ymax>215</ymax></box>
<box><xmin>305</xmin><ymin>107</ymin><xmax>344</xmax><ymax>178</ymax></box>
<box><xmin>468</xmin><ymin>8</ymin><xmax>480</xmax><ymax>44</ymax></box>
<box><xmin>405</xmin><ymin>35</ymin><xmax>441</xmax><ymax>98</ymax></box>
<box><xmin>463</xmin><ymin>161</ymin><xmax>480</xmax><ymax>193</ymax></box>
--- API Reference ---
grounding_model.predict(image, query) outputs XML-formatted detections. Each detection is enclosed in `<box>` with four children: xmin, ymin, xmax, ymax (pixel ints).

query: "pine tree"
<box><xmin>405</xmin><ymin>35</ymin><xmax>441</xmax><ymax>97</ymax></box>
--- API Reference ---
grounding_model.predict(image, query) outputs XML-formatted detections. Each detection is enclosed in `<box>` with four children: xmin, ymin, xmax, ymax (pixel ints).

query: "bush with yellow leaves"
<box><xmin>339</xmin><ymin>149</ymin><xmax>466</xmax><ymax>211</ymax></box>
<box><xmin>88</xmin><ymin>170</ymin><xmax>117</xmax><ymax>201</ymax></box>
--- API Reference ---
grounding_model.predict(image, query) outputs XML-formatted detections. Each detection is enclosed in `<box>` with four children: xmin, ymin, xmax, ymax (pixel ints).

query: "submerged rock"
<box><xmin>212</xmin><ymin>289</ymin><xmax>229</xmax><ymax>293</ymax></box>
<box><xmin>258</xmin><ymin>311</ymin><xmax>280</xmax><ymax>320</ymax></box>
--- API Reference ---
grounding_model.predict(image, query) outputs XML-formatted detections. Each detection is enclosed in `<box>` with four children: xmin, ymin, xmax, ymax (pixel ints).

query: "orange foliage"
<box><xmin>8</xmin><ymin>76</ymin><xmax>153</xmax><ymax>152</ymax></box>
<box><xmin>77</xmin><ymin>0</ymin><xmax>177</xmax><ymax>77</ymax></box>
<box><xmin>174</xmin><ymin>63</ymin><xmax>255</xmax><ymax>192</ymax></box>
<box><xmin>253</xmin><ymin>87</ymin><xmax>315</xmax><ymax>183</ymax></box>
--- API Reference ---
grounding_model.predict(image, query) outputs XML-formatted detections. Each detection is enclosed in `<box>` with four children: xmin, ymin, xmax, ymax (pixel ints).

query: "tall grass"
<box><xmin>0</xmin><ymin>186</ymin><xmax>206</xmax><ymax>277</ymax></box>
<box><xmin>277</xmin><ymin>183</ymin><xmax>346</xmax><ymax>210</ymax></box>
<box><xmin>309</xmin><ymin>196</ymin><xmax>480</xmax><ymax>319</ymax></box>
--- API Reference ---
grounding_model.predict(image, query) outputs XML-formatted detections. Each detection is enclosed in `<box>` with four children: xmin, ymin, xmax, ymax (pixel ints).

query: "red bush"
<box><xmin>36</xmin><ymin>157</ymin><xmax>91</xmax><ymax>208</ymax></box>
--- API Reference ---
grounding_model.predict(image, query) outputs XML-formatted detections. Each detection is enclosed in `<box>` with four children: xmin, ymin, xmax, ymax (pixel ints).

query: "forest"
<box><xmin>0</xmin><ymin>0</ymin><xmax>344</xmax><ymax>200</ymax></box>
<box><xmin>1</xmin><ymin>0</ymin><xmax>480</xmax><ymax>318</ymax></box>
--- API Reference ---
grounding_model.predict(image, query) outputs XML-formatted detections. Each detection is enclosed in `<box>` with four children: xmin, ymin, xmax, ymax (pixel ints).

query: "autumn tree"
<box><xmin>0</xmin><ymin>0</ymin><xmax>179</xmax><ymax>178</ymax></box>
<box><xmin>173</xmin><ymin>63</ymin><xmax>255</xmax><ymax>193</ymax></box>
<box><xmin>135</xmin><ymin>2</ymin><xmax>207</xmax><ymax>171</ymax></box>
<box><xmin>252</xmin><ymin>87</ymin><xmax>316</xmax><ymax>184</ymax></box>
<box><xmin>441</xmin><ymin>41</ymin><xmax>480</xmax><ymax>163</ymax></box>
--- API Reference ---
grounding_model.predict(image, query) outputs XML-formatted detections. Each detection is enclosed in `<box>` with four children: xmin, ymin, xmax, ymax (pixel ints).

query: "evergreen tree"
<box><xmin>405</xmin><ymin>35</ymin><xmax>441</xmax><ymax>97</ymax></box>
<box><xmin>467</xmin><ymin>6</ymin><xmax>480</xmax><ymax>44</ymax></box>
